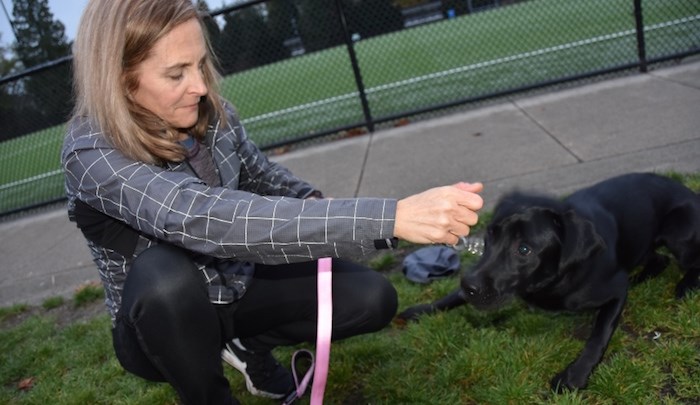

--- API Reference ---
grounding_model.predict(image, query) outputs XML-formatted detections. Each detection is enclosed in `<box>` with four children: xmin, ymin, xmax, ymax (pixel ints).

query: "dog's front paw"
<box><xmin>396</xmin><ymin>304</ymin><xmax>435</xmax><ymax>323</ymax></box>
<box><xmin>550</xmin><ymin>368</ymin><xmax>589</xmax><ymax>393</ymax></box>
<box><xmin>675</xmin><ymin>275</ymin><xmax>700</xmax><ymax>299</ymax></box>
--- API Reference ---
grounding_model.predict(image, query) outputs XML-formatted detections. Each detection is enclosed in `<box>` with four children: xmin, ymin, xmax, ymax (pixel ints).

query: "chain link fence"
<box><xmin>1</xmin><ymin>0</ymin><xmax>698</xmax><ymax>216</ymax></box>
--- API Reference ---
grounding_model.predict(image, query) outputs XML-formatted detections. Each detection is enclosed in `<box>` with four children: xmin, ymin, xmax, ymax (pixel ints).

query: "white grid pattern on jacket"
<box><xmin>62</xmin><ymin>102</ymin><xmax>397</xmax><ymax>322</ymax></box>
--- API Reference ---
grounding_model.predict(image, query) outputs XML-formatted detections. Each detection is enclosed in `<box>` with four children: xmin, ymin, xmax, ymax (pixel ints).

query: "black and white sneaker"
<box><xmin>222</xmin><ymin>339</ymin><xmax>294</xmax><ymax>399</ymax></box>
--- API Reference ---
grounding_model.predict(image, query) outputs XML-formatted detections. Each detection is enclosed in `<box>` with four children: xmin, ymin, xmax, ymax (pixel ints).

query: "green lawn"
<box><xmin>1</xmin><ymin>173</ymin><xmax>699</xmax><ymax>404</ymax></box>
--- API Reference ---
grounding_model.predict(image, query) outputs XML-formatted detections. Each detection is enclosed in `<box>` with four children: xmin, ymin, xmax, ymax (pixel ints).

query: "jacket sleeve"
<box><xmin>215</xmin><ymin>103</ymin><xmax>322</xmax><ymax>199</ymax></box>
<box><xmin>61</xmin><ymin>118</ymin><xmax>397</xmax><ymax>264</ymax></box>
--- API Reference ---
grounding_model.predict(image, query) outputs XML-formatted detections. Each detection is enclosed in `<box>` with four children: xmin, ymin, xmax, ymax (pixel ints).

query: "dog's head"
<box><xmin>460</xmin><ymin>192</ymin><xmax>605</xmax><ymax>310</ymax></box>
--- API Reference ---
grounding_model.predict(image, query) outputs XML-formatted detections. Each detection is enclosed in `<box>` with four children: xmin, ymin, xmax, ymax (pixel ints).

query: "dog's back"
<box><xmin>566</xmin><ymin>173</ymin><xmax>697</xmax><ymax>220</ymax></box>
<box><xmin>565</xmin><ymin>173</ymin><xmax>700</xmax><ymax>273</ymax></box>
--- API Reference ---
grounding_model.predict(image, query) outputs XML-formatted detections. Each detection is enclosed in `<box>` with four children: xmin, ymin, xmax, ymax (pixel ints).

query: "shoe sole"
<box><xmin>221</xmin><ymin>348</ymin><xmax>285</xmax><ymax>399</ymax></box>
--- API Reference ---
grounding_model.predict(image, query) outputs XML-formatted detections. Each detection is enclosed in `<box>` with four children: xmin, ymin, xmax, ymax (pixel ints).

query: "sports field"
<box><xmin>0</xmin><ymin>0</ymin><xmax>697</xmax><ymax>214</ymax></box>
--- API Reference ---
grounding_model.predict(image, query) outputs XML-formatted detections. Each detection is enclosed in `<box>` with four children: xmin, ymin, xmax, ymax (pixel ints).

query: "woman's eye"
<box><xmin>517</xmin><ymin>244</ymin><xmax>531</xmax><ymax>256</ymax></box>
<box><xmin>167</xmin><ymin>71</ymin><xmax>184</xmax><ymax>81</ymax></box>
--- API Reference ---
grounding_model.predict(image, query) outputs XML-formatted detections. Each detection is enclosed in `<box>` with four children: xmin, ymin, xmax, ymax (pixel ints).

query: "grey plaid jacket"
<box><xmin>62</xmin><ymin>102</ymin><xmax>397</xmax><ymax>323</ymax></box>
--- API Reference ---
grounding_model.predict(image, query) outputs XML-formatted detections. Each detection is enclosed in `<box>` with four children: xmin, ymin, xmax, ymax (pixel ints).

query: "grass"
<box><xmin>1</xmin><ymin>173</ymin><xmax>698</xmax><ymax>404</ymax></box>
<box><xmin>73</xmin><ymin>281</ymin><xmax>105</xmax><ymax>308</ymax></box>
<box><xmin>1</xmin><ymin>0</ymin><xmax>698</xmax><ymax>214</ymax></box>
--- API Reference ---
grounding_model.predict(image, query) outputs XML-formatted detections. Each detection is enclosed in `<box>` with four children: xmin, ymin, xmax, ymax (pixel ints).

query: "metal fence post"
<box><xmin>333</xmin><ymin>0</ymin><xmax>375</xmax><ymax>133</ymax></box>
<box><xmin>633</xmin><ymin>0</ymin><xmax>648</xmax><ymax>73</ymax></box>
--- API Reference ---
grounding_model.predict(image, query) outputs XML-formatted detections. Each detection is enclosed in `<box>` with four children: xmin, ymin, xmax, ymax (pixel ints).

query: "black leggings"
<box><xmin>112</xmin><ymin>245</ymin><xmax>397</xmax><ymax>404</ymax></box>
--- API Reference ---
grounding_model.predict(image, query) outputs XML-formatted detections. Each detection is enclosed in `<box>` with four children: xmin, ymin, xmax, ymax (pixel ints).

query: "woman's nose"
<box><xmin>189</xmin><ymin>70</ymin><xmax>208</xmax><ymax>96</ymax></box>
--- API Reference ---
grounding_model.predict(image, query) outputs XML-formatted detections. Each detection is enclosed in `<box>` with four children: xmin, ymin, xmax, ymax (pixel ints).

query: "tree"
<box><xmin>0</xmin><ymin>34</ymin><xmax>18</xmax><ymax>76</ymax></box>
<box><xmin>9</xmin><ymin>0</ymin><xmax>73</xmax><ymax>134</ymax></box>
<box><xmin>267</xmin><ymin>0</ymin><xmax>301</xmax><ymax>56</ymax></box>
<box><xmin>267</xmin><ymin>0</ymin><xmax>299</xmax><ymax>42</ymax></box>
<box><xmin>216</xmin><ymin>5</ymin><xmax>288</xmax><ymax>74</ymax></box>
<box><xmin>296</xmin><ymin>0</ymin><xmax>344</xmax><ymax>53</ymax></box>
<box><xmin>344</xmin><ymin>0</ymin><xmax>404</xmax><ymax>39</ymax></box>
<box><xmin>0</xmin><ymin>34</ymin><xmax>25</xmax><ymax>141</ymax></box>
<box><xmin>12</xmin><ymin>0</ymin><xmax>71</xmax><ymax>67</ymax></box>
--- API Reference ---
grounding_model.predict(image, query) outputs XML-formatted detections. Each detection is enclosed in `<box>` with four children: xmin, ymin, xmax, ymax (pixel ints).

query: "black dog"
<box><xmin>398</xmin><ymin>172</ymin><xmax>700</xmax><ymax>391</ymax></box>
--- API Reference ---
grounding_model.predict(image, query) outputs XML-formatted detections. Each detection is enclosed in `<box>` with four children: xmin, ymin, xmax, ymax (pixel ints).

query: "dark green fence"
<box><xmin>0</xmin><ymin>0</ymin><xmax>698</xmax><ymax>216</ymax></box>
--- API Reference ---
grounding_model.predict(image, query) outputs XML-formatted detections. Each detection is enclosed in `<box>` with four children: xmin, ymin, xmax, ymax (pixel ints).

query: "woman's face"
<box><xmin>131</xmin><ymin>18</ymin><xmax>208</xmax><ymax>133</ymax></box>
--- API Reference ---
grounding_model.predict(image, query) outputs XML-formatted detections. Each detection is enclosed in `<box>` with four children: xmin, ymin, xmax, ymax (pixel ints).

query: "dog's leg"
<box><xmin>670</xmin><ymin>238</ymin><xmax>700</xmax><ymax>298</ymax></box>
<box><xmin>631</xmin><ymin>251</ymin><xmax>670</xmax><ymax>284</ymax></box>
<box><xmin>551</xmin><ymin>273</ymin><xmax>628</xmax><ymax>392</ymax></box>
<box><xmin>675</xmin><ymin>264</ymin><xmax>700</xmax><ymax>298</ymax></box>
<box><xmin>657</xmin><ymin>203</ymin><xmax>700</xmax><ymax>298</ymax></box>
<box><xmin>396</xmin><ymin>288</ymin><xmax>467</xmax><ymax>322</ymax></box>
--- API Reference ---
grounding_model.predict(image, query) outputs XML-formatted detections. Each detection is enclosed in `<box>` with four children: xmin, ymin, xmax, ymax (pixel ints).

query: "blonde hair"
<box><xmin>71</xmin><ymin>0</ymin><xmax>225</xmax><ymax>164</ymax></box>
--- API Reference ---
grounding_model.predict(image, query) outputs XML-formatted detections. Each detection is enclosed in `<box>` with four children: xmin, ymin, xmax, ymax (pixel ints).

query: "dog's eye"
<box><xmin>517</xmin><ymin>244</ymin><xmax>532</xmax><ymax>256</ymax></box>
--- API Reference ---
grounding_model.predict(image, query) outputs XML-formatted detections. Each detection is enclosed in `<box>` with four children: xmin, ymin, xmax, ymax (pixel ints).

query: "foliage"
<box><xmin>205</xmin><ymin>0</ymin><xmax>404</xmax><ymax>74</ymax></box>
<box><xmin>2</xmin><ymin>0</ymin><xmax>73</xmax><ymax>141</ymax></box>
<box><xmin>296</xmin><ymin>0</ymin><xmax>345</xmax><ymax>53</ymax></box>
<box><xmin>11</xmin><ymin>0</ymin><xmax>71</xmax><ymax>67</ymax></box>
<box><xmin>215</xmin><ymin>4</ymin><xmax>289</xmax><ymax>75</ymax></box>
<box><xmin>0</xmin><ymin>37</ymin><xmax>20</xmax><ymax>140</ymax></box>
<box><xmin>0</xmin><ymin>36</ymin><xmax>17</xmax><ymax>75</ymax></box>
<box><xmin>344</xmin><ymin>0</ymin><xmax>404</xmax><ymax>40</ymax></box>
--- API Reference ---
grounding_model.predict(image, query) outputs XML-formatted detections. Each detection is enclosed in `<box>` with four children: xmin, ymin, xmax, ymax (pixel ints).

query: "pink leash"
<box><xmin>283</xmin><ymin>257</ymin><xmax>333</xmax><ymax>404</ymax></box>
<box><xmin>311</xmin><ymin>257</ymin><xmax>332</xmax><ymax>403</ymax></box>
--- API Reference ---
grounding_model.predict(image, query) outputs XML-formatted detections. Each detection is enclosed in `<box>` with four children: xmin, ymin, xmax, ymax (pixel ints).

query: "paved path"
<box><xmin>1</xmin><ymin>60</ymin><xmax>698</xmax><ymax>308</ymax></box>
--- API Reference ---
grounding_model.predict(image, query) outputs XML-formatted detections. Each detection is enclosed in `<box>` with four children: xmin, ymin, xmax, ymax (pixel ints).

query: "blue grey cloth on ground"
<box><xmin>402</xmin><ymin>246</ymin><xmax>460</xmax><ymax>284</ymax></box>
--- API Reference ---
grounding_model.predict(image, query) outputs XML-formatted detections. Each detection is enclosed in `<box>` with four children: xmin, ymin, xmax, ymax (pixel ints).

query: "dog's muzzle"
<box><xmin>460</xmin><ymin>277</ymin><xmax>506</xmax><ymax>310</ymax></box>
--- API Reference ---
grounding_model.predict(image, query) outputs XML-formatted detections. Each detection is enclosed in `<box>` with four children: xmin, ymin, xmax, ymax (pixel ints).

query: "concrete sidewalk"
<box><xmin>1</xmin><ymin>60</ymin><xmax>699</xmax><ymax>308</ymax></box>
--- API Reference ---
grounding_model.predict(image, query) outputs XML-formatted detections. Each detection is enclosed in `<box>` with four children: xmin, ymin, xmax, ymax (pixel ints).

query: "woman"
<box><xmin>62</xmin><ymin>0</ymin><xmax>483</xmax><ymax>404</ymax></box>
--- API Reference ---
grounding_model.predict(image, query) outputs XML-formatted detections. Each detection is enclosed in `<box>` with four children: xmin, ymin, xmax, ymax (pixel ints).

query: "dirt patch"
<box><xmin>1</xmin><ymin>299</ymin><xmax>106</xmax><ymax>330</ymax></box>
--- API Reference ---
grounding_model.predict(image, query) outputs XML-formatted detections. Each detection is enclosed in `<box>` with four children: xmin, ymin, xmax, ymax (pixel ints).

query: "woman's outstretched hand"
<box><xmin>394</xmin><ymin>182</ymin><xmax>484</xmax><ymax>245</ymax></box>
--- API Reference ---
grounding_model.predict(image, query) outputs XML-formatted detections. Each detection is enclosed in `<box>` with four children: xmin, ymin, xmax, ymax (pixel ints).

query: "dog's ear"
<box><xmin>559</xmin><ymin>210</ymin><xmax>606</xmax><ymax>271</ymax></box>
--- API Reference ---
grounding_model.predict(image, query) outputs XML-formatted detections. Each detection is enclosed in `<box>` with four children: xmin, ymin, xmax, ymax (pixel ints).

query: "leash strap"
<box><xmin>283</xmin><ymin>350</ymin><xmax>314</xmax><ymax>404</ymax></box>
<box><xmin>311</xmin><ymin>257</ymin><xmax>332</xmax><ymax>404</ymax></box>
<box><xmin>283</xmin><ymin>257</ymin><xmax>332</xmax><ymax>405</ymax></box>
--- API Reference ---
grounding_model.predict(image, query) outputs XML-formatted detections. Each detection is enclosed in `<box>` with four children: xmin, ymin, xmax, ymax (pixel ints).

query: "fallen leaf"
<box><xmin>394</xmin><ymin>118</ymin><xmax>411</xmax><ymax>127</ymax></box>
<box><xmin>18</xmin><ymin>377</ymin><xmax>35</xmax><ymax>391</ymax></box>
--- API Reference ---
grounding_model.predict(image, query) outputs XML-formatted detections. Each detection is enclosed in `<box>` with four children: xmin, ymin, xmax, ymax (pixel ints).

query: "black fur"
<box><xmin>397</xmin><ymin>173</ymin><xmax>700</xmax><ymax>391</ymax></box>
